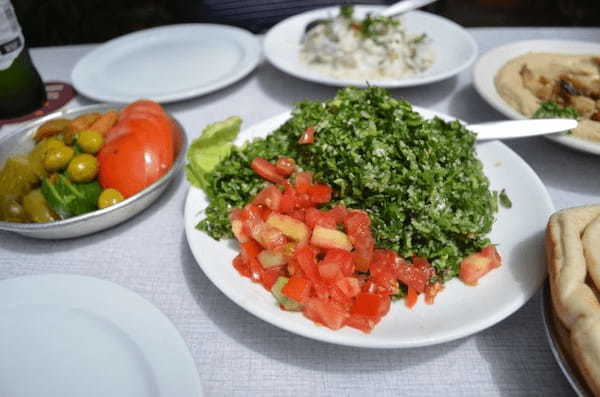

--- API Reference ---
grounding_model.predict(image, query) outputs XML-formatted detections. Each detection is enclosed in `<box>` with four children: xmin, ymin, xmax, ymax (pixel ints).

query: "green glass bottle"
<box><xmin>0</xmin><ymin>0</ymin><xmax>46</xmax><ymax>119</ymax></box>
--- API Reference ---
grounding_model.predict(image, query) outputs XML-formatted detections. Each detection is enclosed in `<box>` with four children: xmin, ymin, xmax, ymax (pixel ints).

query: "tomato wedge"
<box><xmin>251</xmin><ymin>157</ymin><xmax>285</xmax><ymax>184</ymax></box>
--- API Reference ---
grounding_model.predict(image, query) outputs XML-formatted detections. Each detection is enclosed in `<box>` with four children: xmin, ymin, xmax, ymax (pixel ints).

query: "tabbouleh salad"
<box><xmin>188</xmin><ymin>87</ymin><xmax>501</xmax><ymax>282</ymax></box>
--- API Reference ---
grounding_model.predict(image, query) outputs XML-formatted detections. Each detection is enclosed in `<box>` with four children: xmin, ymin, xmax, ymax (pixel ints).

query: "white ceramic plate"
<box><xmin>0</xmin><ymin>274</ymin><xmax>202</xmax><ymax>397</ymax></box>
<box><xmin>263</xmin><ymin>6</ymin><xmax>477</xmax><ymax>88</ymax></box>
<box><xmin>473</xmin><ymin>39</ymin><xmax>600</xmax><ymax>155</ymax></box>
<box><xmin>72</xmin><ymin>24</ymin><xmax>261</xmax><ymax>104</ymax></box>
<box><xmin>184</xmin><ymin>109</ymin><xmax>554</xmax><ymax>348</ymax></box>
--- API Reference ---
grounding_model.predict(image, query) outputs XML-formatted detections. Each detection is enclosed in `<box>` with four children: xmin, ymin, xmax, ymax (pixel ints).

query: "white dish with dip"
<box><xmin>473</xmin><ymin>39</ymin><xmax>600</xmax><ymax>155</ymax></box>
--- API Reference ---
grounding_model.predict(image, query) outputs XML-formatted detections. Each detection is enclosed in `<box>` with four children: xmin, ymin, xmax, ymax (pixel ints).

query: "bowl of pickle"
<box><xmin>0</xmin><ymin>101</ymin><xmax>186</xmax><ymax>239</ymax></box>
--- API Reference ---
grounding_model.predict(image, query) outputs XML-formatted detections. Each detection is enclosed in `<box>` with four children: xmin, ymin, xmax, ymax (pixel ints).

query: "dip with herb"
<box><xmin>300</xmin><ymin>6</ymin><xmax>434</xmax><ymax>80</ymax></box>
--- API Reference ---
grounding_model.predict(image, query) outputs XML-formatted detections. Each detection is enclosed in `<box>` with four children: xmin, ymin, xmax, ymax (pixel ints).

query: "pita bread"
<box><xmin>546</xmin><ymin>205</ymin><xmax>600</xmax><ymax>396</ymax></box>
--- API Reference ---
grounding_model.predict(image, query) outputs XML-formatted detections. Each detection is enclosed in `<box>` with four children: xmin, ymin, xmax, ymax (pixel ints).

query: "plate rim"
<box><xmin>263</xmin><ymin>6</ymin><xmax>478</xmax><ymax>88</ymax></box>
<box><xmin>71</xmin><ymin>23</ymin><xmax>261</xmax><ymax>104</ymax></box>
<box><xmin>184</xmin><ymin>108</ymin><xmax>554</xmax><ymax>349</ymax></box>
<box><xmin>0</xmin><ymin>273</ymin><xmax>203</xmax><ymax>395</ymax></box>
<box><xmin>472</xmin><ymin>38</ymin><xmax>600</xmax><ymax>156</ymax></box>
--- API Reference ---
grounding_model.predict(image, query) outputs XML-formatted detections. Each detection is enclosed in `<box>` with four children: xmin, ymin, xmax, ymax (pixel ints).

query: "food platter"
<box><xmin>473</xmin><ymin>39</ymin><xmax>600</xmax><ymax>155</ymax></box>
<box><xmin>72</xmin><ymin>24</ymin><xmax>261</xmax><ymax>104</ymax></box>
<box><xmin>0</xmin><ymin>274</ymin><xmax>203</xmax><ymax>397</ymax></box>
<box><xmin>541</xmin><ymin>282</ymin><xmax>592</xmax><ymax>397</ymax></box>
<box><xmin>263</xmin><ymin>6</ymin><xmax>477</xmax><ymax>88</ymax></box>
<box><xmin>184</xmin><ymin>108</ymin><xmax>554</xmax><ymax>348</ymax></box>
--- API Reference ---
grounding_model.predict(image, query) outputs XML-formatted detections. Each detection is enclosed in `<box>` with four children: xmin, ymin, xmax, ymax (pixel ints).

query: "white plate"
<box><xmin>0</xmin><ymin>274</ymin><xmax>202</xmax><ymax>397</ymax></box>
<box><xmin>72</xmin><ymin>24</ymin><xmax>261</xmax><ymax>104</ymax></box>
<box><xmin>184</xmin><ymin>108</ymin><xmax>554</xmax><ymax>348</ymax></box>
<box><xmin>473</xmin><ymin>39</ymin><xmax>600</xmax><ymax>155</ymax></box>
<box><xmin>263</xmin><ymin>6</ymin><xmax>477</xmax><ymax>88</ymax></box>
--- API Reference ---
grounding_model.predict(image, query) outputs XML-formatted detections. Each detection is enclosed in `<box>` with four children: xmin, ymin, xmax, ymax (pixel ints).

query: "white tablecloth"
<box><xmin>3</xmin><ymin>27</ymin><xmax>600</xmax><ymax>396</ymax></box>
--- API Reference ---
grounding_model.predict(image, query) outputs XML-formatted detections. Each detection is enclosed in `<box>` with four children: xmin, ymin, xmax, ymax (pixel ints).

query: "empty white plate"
<box><xmin>0</xmin><ymin>274</ymin><xmax>202</xmax><ymax>397</ymax></box>
<box><xmin>72</xmin><ymin>24</ymin><xmax>261</xmax><ymax>104</ymax></box>
<box><xmin>263</xmin><ymin>6</ymin><xmax>477</xmax><ymax>87</ymax></box>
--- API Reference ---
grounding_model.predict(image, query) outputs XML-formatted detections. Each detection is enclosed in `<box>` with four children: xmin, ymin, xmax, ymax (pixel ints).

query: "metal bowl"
<box><xmin>0</xmin><ymin>104</ymin><xmax>187</xmax><ymax>239</ymax></box>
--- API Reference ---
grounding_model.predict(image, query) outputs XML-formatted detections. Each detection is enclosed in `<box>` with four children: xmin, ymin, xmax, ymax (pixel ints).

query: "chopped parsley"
<box><xmin>196</xmin><ymin>87</ymin><xmax>499</xmax><ymax>281</ymax></box>
<box><xmin>533</xmin><ymin>101</ymin><xmax>579</xmax><ymax>120</ymax></box>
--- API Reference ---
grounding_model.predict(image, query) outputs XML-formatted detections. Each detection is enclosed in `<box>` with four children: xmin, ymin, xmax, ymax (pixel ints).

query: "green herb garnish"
<box><xmin>533</xmin><ymin>101</ymin><xmax>579</xmax><ymax>120</ymax></box>
<box><xmin>499</xmin><ymin>189</ymin><xmax>512</xmax><ymax>209</ymax></box>
<box><xmin>194</xmin><ymin>87</ymin><xmax>498</xmax><ymax>280</ymax></box>
<box><xmin>41</xmin><ymin>173</ymin><xmax>101</xmax><ymax>218</ymax></box>
<box><xmin>340</xmin><ymin>5</ymin><xmax>354</xmax><ymax>19</ymax></box>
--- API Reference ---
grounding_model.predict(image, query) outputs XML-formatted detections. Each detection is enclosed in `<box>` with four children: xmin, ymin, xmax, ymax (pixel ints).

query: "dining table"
<box><xmin>2</xmin><ymin>26</ymin><xmax>600</xmax><ymax>396</ymax></box>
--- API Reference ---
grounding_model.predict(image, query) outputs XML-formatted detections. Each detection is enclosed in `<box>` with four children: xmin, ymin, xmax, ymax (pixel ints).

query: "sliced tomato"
<box><xmin>282</xmin><ymin>275</ymin><xmax>311</xmax><ymax>303</ymax></box>
<box><xmin>298</xmin><ymin>126</ymin><xmax>315</xmax><ymax>144</ymax></box>
<box><xmin>346</xmin><ymin>314</ymin><xmax>377</xmax><ymax>333</ymax></box>
<box><xmin>424</xmin><ymin>282</ymin><xmax>444</xmax><ymax>305</ymax></box>
<box><xmin>344</xmin><ymin>210</ymin><xmax>374</xmax><ymax>271</ymax></box>
<box><xmin>275</xmin><ymin>157</ymin><xmax>296</xmax><ymax>176</ymax></box>
<box><xmin>308</xmin><ymin>184</ymin><xmax>332</xmax><ymax>204</ymax></box>
<box><xmin>295</xmin><ymin>193</ymin><xmax>312</xmax><ymax>209</ymax></box>
<box><xmin>318</xmin><ymin>260</ymin><xmax>343</xmax><ymax>283</ymax></box>
<box><xmin>327</xmin><ymin>205</ymin><xmax>347</xmax><ymax>225</ymax></box>
<box><xmin>252</xmin><ymin>184</ymin><xmax>282</xmax><ymax>211</ymax></box>
<box><xmin>369</xmin><ymin>249</ymin><xmax>399</xmax><ymax>294</ymax></box>
<box><xmin>335</xmin><ymin>277</ymin><xmax>361</xmax><ymax>298</ymax></box>
<box><xmin>294</xmin><ymin>171</ymin><xmax>313</xmax><ymax>193</ymax></box>
<box><xmin>289</xmin><ymin>208</ymin><xmax>306</xmax><ymax>222</ymax></box>
<box><xmin>261</xmin><ymin>267</ymin><xmax>283</xmax><ymax>290</ymax></box>
<box><xmin>250</xmin><ymin>157</ymin><xmax>285</xmax><ymax>184</ymax></box>
<box><xmin>249</xmin><ymin>222</ymin><xmax>287</xmax><ymax>250</ymax></box>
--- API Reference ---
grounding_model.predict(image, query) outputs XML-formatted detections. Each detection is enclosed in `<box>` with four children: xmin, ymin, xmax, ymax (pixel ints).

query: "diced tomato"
<box><xmin>344</xmin><ymin>210</ymin><xmax>374</xmax><ymax>271</ymax></box>
<box><xmin>344</xmin><ymin>210</ymin><xmax>371</xmax><ymax>235</ymax></box>
<box><xmin>298</xmin><ymin>126</ymin><xmax>315</xmax><ymax>144</ymax></box>
<box><xmin>335</xmin><ymin>277</ymin><xmax>361</xmax><ymax>298</ymax></box>
<box><xmin>282</xmin><ymin>275</ymin><xmax>311</xmax><ymax>303</ymax></box>
<box><xmin>459</xmin><ymin>245</ymin><xmax>501</xmax><ymax>286</ymax></box>
<box><xmin>289</xmin><ymin>208</ymin><xmax>306</xmax><ymax>222</ymax></box>
<box><xmin>240</xmin><ymin>240</ymin><xmax>262</xmax><ymax>262</ymax></box>
<box><xmin>252</xmin><ymin>185</ymin><xmax>282</xmax><ymax>211</ymax></box>
<box><xmin>329</xmin><ymin>285</ymin><xmax>353</xmax><ymax>309</ymax></box>
<box><xmin>232</xmin><ymin>254</ymin><xmax>250</xmax><ymax>277</ymax></box>
<box><xmin>326</xmin><ymin>205</ymin><xmax>347</xmax><ymax>225</ymax></box>
<box><xmin>230</xmin><ymin>209</ymin><xmax>250</xmax><ymax>243</ymax></box>
<box><xmin>261</xmin><ymin>267</ymin><xmax>282</xmax><ymax>290</ymax></box>
<box><xmin>249</xmin><ymin>258</ymin><xmax>263</xmax><ymax>283</ymax></box>
<box><xmin>303</xmin><ymin>298</ymin><xmax>348</xmax><ymax>330</ymax></box>
<box><xmin>351</xmin><ymin>292</ymin><xmax>388</xmax><ymax>318</ymax></box>
<box><xmin>346</xmin><ymin>314</ymin><xmax>376</xmax><ymax>333</ymax></box>
<box><xmin>397</xmin><ymin>256</ymin><xmax>434</xmax><ymax>293</ymax></box>
<box><xmin>295</xmin><ymin>245</ymin><xmax>319</xmax><ymax>282</ymax></box>
<box><xmin>424</xmin><ymin>282</ymin><xmax>444</xmax><ymax>305</ymax></box>
<box><xmin>322</xmin><ymin>248</ymin><xmax>354</xmax><ymax>277</ymax></box>
<box><xmin>308</xmin><ymin>184</ymin><xmax>332</xmax><ymax>204</ymax></box>
<box><xmin>275</xmin><ymin>157</ymin><xmax>296</xmax><ymax>176</ymax></box>
<box><xmin>370</xmin><ymin>249</ymin><xmax>399</xmax><ymax>294</ymax></box>
<box><xmin>305</xmin><ymin>207</ymin><xmax>337</xmax><ymax>230</ymax></box>
<box><xmin>279</xmin><ymin>183</ymin><xmax>297</xmax><ymax>214</ymax></box>
<box><xmin>294</xmin><ymin>171</ymin><xmax>313</xmax><ymax>193</ymax></box>
<box><xmin>406</xmin><ymin>286</ymin><xmax>418</xmax><ymax>308</ymax></box>
<box><xmin>295</xmin><ymin>193</ymin><xmax>312</xmax><ymax>208</ymax></box>
<box><xmin>250</xmin><ymin>157</ymin><xmax>285</xmax><ymax>184</ymax></box>
<box><xmin>250</xmin><ymin>223</ymin><xmax>287</xmax><ymax>250</ymax></box>
<box><xmin>318</xmin><ymin>260</ymin><xmax>343</xmax><ymax>282</ymax></box>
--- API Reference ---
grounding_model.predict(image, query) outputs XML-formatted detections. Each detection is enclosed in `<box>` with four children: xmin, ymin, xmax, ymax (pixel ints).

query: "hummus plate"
<box><xmin>473</xmin><ymin>39</ymin><xmax>600</xmax><ymax>156</ymax></box>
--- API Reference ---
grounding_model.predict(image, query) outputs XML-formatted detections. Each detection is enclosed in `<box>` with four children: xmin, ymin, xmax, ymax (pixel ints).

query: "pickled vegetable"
<box><xmin>67</xmin><ymin>154</ymin><xmax>98</xmax><ymax>183</ymax></box>
<box><xmin>97</xmin><ymin>188</ymin><xmax>124</xmax><ymax>209</ymax></box>
<box><xmin>77</xmin><ymin>129</ymin><xmax>104</xmax><ymax>154</ymax></box>
<box><xmin>43</xmin><ymin>145</ymin><xmax>74</xmax><ymax>172</ymax></box>
<box><xmin>34</xmin><ymin>118</ymin><xmax>70</xmax><ymax>142</ymax></box>
<box><xmin>0</xmin><ymin>195</ymin><xmax>27</xmax><ymax>222</ymax></box>
<box><xmin>0</xmin><ymin>156</ymin><xmax>41</xmax><ymax>197</ymax></box>
<box><xmin>64</xmin><ymin>113</ymin><xmax>100</xmax><ymax>144</ymax></box>
<box><xmin>22</xmin><ymin>189</ymin><xmax>56</xmax><ymax>222</ymax></box>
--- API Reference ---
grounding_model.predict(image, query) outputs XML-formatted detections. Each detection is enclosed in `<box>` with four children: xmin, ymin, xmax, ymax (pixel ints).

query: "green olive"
<box><xmin>78</xmin><ymin>129</ymin><xmax>104</xmax><ymax>154</ymax></box>
<box><xmin>67</xmin><ymin>154</ymin><xmax>98</xmax><ymax>183</ymax></box>
<box><xmin>0</xmin><ymin>196</ymin><xmax>27</xmax><ymax>222</ymax></box>
<box><xmin>22</xmin><ymin>189</ymin><xmax>56</xmax><ymax>223</ymax></box>
<box><xmin>43</xmin><ymin>145</ymin><xmax>74</xmax><ymax>172</ymax></box>
<box><xmin>98</xmin><ymin>188</ymin><xmax>124</xmax><ymax>209</ymax></box>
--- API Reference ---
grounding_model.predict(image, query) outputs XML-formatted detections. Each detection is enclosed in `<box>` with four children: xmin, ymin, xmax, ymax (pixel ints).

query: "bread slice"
<box><xmin>546</xmin><ymin>205</ymin><xmax>600</xmax><ymax>396</ymax></box>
